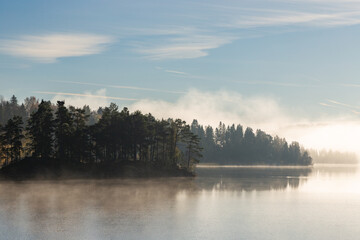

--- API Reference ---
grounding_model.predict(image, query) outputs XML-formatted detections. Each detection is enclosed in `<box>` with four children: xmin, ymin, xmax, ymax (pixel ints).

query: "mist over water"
<box><xmin>1</xmin><ymin>165</ymin><xmax>359</xmax><ymax>240</ymax></box>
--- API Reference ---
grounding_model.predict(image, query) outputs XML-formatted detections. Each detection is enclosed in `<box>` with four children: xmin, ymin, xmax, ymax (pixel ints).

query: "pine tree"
<box><xmin>1</xmin><ymin>116</ymin><xmax>24</xmax><ymax>164</ymax></box>
<box><xmin>182</xmin><ymin>126</ymin><xmax>203</xmax><ymax>169</ymax></box>
<box><xmin>55</xmin><ymin>101</ymin><xmax>73</xmax><ymax>160</ymax></box>
<box><xmin>27</xmin><ymin>100</ymin><xmax>54</xmax><ymax>158</ymax></box>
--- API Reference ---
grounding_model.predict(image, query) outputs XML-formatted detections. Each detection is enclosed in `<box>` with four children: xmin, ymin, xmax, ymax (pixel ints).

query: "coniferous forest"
<box><xmin>190</xmin><ymin>120</ymin><xmax>312</xmax><ymax>165</ymax></box>
<box><xmin>0</xmin><ymin>95</ymin><xmax>312</xmax><ymax>179</ymax></box>
<box><xmin>0</xmin><ymin>95</ymin><xmax>202</xmax><ymax>178</ymax></box>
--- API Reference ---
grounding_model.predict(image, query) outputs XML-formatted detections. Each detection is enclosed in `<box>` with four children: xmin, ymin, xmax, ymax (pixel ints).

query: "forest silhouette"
<box><xmin>0</xmin><ymin>95</ymin><xmax>312</xmax><ymax>179</ymax></box>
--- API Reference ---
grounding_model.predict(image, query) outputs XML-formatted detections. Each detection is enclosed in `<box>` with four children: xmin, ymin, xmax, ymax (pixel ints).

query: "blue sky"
<box><xmin>1</xmin><ymin>0</ymin><xmax>360</xmax><ymax>152</ymax></box>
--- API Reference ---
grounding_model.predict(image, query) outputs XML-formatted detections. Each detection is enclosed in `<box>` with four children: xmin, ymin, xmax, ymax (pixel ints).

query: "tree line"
<box><xmin>0</xmin><ymin>95</ymin><xmax>98</xmax><ymax>126</ymax></box>
<box><xmin>308</xmin><ymin>149</ymin><xmax>357</xmax><ymax>164</ymax></box>
<box><xmin>0</xmin><ymin>95</ymin><xmax>312</xmax><ymax>169</ymax></box>
<box><xmin>0</xmin><ymin>97</ymin><xmax>202</xmax><ymax>172</ymax></box>
<box><xmin>190</xmin><ymin>120</ymin><xmax>312</xmax><ymax>165</ymax></box>
<box><xmin>0</xmin><ymin>95</ymin><xmax>35</xmax><ymax>125</ymax></box>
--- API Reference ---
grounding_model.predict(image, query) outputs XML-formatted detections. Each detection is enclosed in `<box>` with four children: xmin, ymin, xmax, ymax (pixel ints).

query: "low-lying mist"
<box><xmin>129</xmin><ymin>89</ymin><xmax>360</xmax><ymax>159</ymax></box>
<box><xmin>51</xmin><ymin>88</ymin><xmax>360</xmax><ymax>159</ymax></box>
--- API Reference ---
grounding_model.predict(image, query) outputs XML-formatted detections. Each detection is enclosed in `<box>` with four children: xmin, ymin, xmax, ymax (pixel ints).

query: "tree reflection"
<box><xmin>195</xmin><ymin>166</ymin><xmax>312</xmax><ymax>191</ymax></box>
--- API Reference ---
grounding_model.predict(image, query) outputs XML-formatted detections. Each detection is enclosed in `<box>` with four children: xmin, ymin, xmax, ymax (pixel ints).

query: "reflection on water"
<box><xmin>0</xmin><ymin>164</ymin><xmax>359</xmax><ymax>240</ymax></box>
<box><xmin>310</xmin><ymin>164</ymin><xmax>357</xmax><ymax>177</ymax></box>
<box><xmin>196</xmin><ymin>166</ymin><xmax>312</xmax><ymax>191</ymax></box>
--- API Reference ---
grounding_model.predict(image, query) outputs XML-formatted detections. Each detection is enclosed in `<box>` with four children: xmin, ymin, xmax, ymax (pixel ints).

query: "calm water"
<box><xmin>0</xmin><ymin>164</ymin><xmax>359</xmax><ymax>240</ymax></box>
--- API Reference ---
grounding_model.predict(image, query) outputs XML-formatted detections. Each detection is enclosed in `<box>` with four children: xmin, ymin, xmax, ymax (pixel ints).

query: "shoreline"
<box><xmin>197</xmin><ymin>163</ymin><xmax>313</xmax><ymax>169</ymax></box>
<box><xmin>0</xmin><ymin>158</ymin><xmax>194</xmax><ymax>181</ymax></box>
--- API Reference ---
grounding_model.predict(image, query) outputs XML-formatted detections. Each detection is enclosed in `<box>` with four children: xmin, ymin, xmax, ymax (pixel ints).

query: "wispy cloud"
<box><xmin>338</xmin><ymin>83</ymin><xmax>360</xmax><ymax>87</ymax></box>
<box><xmin>225</xmin><ymin>10</ymin><xmax>360</xmax><ymax>28</ymax></box>
<box><xmin>135</xmin><ymin>33</ymin><xmax>235</xmax><ymax>60</ymax></box>
<box><xmin>164</xmin><ymin>70</ymin><xmax>187</xmax><ymax>75</ymax></box>
<box><xmin>319</xmin><ymin>99</ymin><xmax>360</xmax><ymax>115</ymax></box>
<box><xmin>34</xmin><ymin>91</ymin><xmax>137</xmax><ymax>101</ymax></box>
<box><xmin>155</xmin><ymin>66</ymin><xmax>208</xmax><ymax>80</ymax></box>
<box><xmin>51</xmin><ymin>80</ymin><xmax>186</xmax><ymax>94</ymax></box>
<box><xmin>203</xmin><ymin>1</ymin><xmax>360</xmax><ymax>28</ymax></box>
<box><xmin>327</xmin><ymin>99</ymin><xmax>360</xmax><ymax>109</ymax></box>
<box><xmin>123</xmin><ymin>2</ymin><xmax>360</xmax><ymax>61</ymax></box>
<box><xmin>319</xmin><ymin>102</ymin><xmax>338</xmax><ymax>108</ymax></box>
<box><xmin>0</xmin><ymin>33</ymin><xmax>113</xmax><ymax>63</ymax></box>
<box><xmin>234</xmin><ymin>80</ymin><xmax>319</xmax><ymax>87</ymax></box>
<box><xmin>44</xmin><ymin>89</ymin><xmax>109</xmax><ymax>109</ymax></box>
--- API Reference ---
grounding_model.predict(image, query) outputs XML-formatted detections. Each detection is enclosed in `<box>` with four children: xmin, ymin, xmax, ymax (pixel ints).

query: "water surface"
<box><xmin>0</xmin><ymin>164</ymin><xmax>359</xmax><ymax>240</ymax></box>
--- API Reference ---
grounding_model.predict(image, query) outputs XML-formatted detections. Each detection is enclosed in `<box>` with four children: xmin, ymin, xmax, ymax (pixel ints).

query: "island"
<box><xmin>0</xmin><ymin>97</ymin><xmax>201</xmax><ymax>179</ymax></box>
<box><xmin>0</xmin><ymin>95</ymin><xmax>312</xmax><ymax>180</ymax></box>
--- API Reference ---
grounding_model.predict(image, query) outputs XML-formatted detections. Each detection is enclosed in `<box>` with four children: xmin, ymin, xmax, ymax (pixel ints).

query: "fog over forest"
<box><xmin>3</xmin><ymin>0</ymin><xmax>360</xmax><ymax>239</ymax></box>
<box><xmin>35</xmin><ymin>89</ymin><xmax>360</xmax><ymax>160</ymax></box>
<box><xmin>1</xmin><ymin>95</ymin><xmax>357</xmax><ymax>165</ymax></box>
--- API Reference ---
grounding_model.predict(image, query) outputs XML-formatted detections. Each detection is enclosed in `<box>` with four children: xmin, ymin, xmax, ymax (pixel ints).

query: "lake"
<box><xmin>0</xmin><ymin>164</ymin><xmax>359</xmax><ymax>240</ymax></box>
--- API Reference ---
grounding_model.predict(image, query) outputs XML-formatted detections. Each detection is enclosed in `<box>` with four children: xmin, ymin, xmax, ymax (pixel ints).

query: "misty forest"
<box><xmin>0</xmin><ymin>95</ymin><xmax>312</xmax><ymax>178</ymax></box>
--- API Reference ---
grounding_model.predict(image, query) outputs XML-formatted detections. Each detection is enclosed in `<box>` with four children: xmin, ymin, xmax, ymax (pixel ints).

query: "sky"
<box><xmin>1</xmin><ymin>0</ymin><xmax>360</xmax><ymax>154</ymax></box>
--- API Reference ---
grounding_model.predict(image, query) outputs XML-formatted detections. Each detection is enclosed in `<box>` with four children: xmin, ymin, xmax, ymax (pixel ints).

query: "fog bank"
<box><xmin>129</xmin><ymin>89</ymin><xmax>360</xmax><ymax>157</ymax></box>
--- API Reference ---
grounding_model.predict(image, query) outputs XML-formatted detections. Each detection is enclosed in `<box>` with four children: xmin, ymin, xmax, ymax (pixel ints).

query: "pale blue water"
<box><xmin>0</xmin><ymin>164</ymin><xmax>359</xmax><ymax>240</ymax></box>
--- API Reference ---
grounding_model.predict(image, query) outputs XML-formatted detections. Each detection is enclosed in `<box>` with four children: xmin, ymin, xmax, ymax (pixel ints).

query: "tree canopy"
<box><xmin>190</xmin><ymin>120</ymin><xmax>312</xmax><ymax>166</ymax></box>
<box><xmin>0</xmin><ymin>95</ymin><xmax>313</xmax><ymax>174</ymax></box>
<box><xmin>0</xmin><ymin>96</ymin><xmax>202</xmax><ymax>173</ymax></box>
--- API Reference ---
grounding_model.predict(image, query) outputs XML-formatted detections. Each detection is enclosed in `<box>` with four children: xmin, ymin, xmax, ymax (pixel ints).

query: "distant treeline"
<box><xmin>0</xmin><ymin>96</ymin><xmax>202</xmax><ymax>173</ymax></box>
<box><xmin>0</xmin><ymin>95</ymin><xmax>312</xmax><ymax>169</ymax></box>
<box><xmin>190</xmin><ymin>120</ymin><xmax>312</xmax><ymax>165</ymax></box>
<box><xmin>0</xmin><ymin>95</ymin><xmax>99</xmax><ymax>126</ymax></box>
<box><xmin>308</xmin><ymin>149</ymin><xmax>358</xmax><ymax>164</ymax></box>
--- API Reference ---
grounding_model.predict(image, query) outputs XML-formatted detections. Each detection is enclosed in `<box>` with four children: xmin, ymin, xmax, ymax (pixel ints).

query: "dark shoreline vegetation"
<box><xmin>0</xmin><ymin>95</ymin><xmax>312</xmax><ymax>180</ymax></box>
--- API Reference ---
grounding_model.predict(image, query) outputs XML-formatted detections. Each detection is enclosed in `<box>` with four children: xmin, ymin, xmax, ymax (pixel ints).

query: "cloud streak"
<box><xmin>34</xmin><ymin>91</ymin><xmax>138</xmax><ymax>101</ymax></box>
<box><xmin>135</xmin><ymin>34</ymin><xmax>235</xmax><ymax>60</ymax></box>
<box><xmin>164</xmin><ymin>70</ymin><xmax>187</xmax><ymax>75</ymax></box>
<box><xmin>51</xmin><ymin>80</ymin><xmax>186</xmax><ymax>94</ymax></box>
<box><xmin>155</xmin><ymin>66</ymin><xmax>207</xmax><ymax>80</ymax></box>
<box><xmin>0</xmin><ymin>33</ymin><xmax>113</xmax><ymax>63</ymax></box>
<box><xmin>124</xmin><ymin>2</ymin><xmax>360</xmax><ymax>60</ymax></box>
<box><xmin>327</xmin><ymin>99</ymin><xmax>360</xmax><ymax>109</ymax></box>
<box><xmin>225</xmin><ymin>10</ymin><xmax>360</xmax><ymax>28</ymax></box>
<box><xmin>234</xmin><ymin>80</ymin><xmax>319</xmax><ymax>88</ymax></box>
<box><xmin>338</xmin><ymin>83</ymin><xmax>360</xmax><ymax>88</ymax></box>
<box><xmin>203</xmin><ymin>1</ymin><xmax>360</xmax><ymax>28</ymax></box>
<box><xmin>319</xmin><ymin>99</ymin><xmax>360</xmax><ymax>115</ymax></box>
